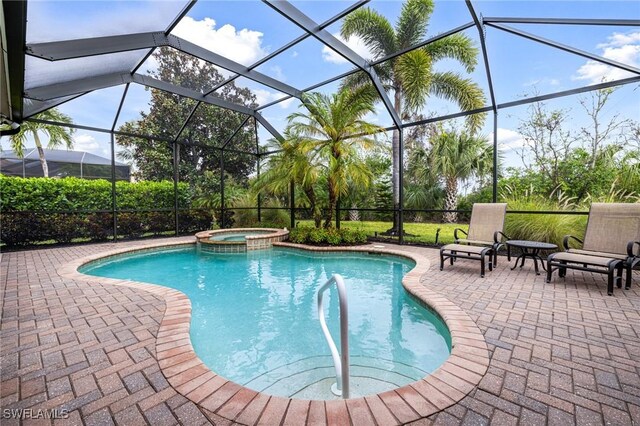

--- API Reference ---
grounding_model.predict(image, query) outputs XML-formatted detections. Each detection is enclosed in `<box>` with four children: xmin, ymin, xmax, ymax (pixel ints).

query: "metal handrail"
<box><xmin>317</xmin><ymin>274</ymin><xmax>349</xmax><ymax>398</ymax></box>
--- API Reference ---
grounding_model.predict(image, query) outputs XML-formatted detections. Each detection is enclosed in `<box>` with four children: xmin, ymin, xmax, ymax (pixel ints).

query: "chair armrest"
<box><xmin>494</xmin><ymin>231</ymin><xmax>509</xmax><ymax>244</ymax></box>
<box><xmin>454</xmin><ymin>228</ymin><xmax>468</xmax><ymax>241</ymax></box>
<box><xmin>563</xmin><ymin>235</ymin><xmax>583</xmax><ymax>251</ymax></box>
<box><xmin>628</xmin><ymin>241</ymin><xmax>640</xmax><ymax>257</ymax></box>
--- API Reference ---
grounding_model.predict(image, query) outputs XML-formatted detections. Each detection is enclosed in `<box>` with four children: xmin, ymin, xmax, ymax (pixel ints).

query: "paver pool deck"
<box><xmin>1</xmin><ymin>236</ymin><xmax>639</xmax><ymax>425</ymax></box>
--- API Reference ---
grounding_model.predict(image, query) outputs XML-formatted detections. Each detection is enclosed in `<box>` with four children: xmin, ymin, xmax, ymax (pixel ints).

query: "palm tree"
<box><xmin>341</xmin><ymin>0</ymin><xmax>486</xmax><ymax>232</ymax></box>
<box><xmin>428</xmin><ymin>131</ymin><xmax>493</xmax><ymax>223</ymax></box>
<box><xmin>288</xmin><ymin>88</ymin><xmax>383</xmax><ymax>228</ymax></box>
<box><xmin>254</xmin><ymin>129</ymin><xmax>324</xmax><ymax>228</ymax></box>
<box><xmin>9</xmin><ymin>109</ymin><xmax>75</xmax><ymax>178</ymax></box>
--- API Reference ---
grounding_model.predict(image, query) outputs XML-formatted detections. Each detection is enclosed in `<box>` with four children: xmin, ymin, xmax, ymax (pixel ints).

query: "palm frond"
<box><xmin>423</xmin><ymin>33</ymin><xmax>479</xmax><ymax>73</ymax></box>
<box><xmin>395</xmin><ymin>49</ymin><xmax>432</xmax><ymax>113</ymax></box>
<box><xmin>429</xmin><ymin>71</ymin><xmax>487</xmax><ymax>133</ymax></box>
<box><xmin>396</xmin><ymin>0</ymin><xmax>434</xmax><ymax>47</ymax></box>
<box><xmin>341</xmin><ymin>8</ymin><xmax>397</xmax><ymax>58</ymax></box>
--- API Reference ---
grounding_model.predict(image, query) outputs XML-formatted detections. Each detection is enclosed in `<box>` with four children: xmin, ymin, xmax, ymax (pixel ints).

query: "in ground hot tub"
<box><xmin>195</xmin><ymin>228</ymin><xmax>289</xmax><ymax>253</ymax></box>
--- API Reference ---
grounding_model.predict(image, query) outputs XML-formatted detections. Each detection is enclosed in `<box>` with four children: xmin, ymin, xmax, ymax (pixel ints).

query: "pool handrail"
<box><xmin>317</xmin><ymin>273</ymin><xmax>350</xmax><ymax>399</ymax></box>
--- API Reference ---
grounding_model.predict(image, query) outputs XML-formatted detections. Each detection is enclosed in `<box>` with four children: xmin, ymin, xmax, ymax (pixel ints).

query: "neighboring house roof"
<box><xmin>0</xmin><ymin>148</ymin><xmax>128</xmax><ymax>167</ymax></box>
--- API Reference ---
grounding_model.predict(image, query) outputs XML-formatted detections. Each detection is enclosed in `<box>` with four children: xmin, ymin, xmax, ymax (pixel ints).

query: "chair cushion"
<box><xmin>567</xmin><ymin>249</ymin><xmax>627</xmax><ymax>261</ymax></box>
<box><xmin>550</xmin><ymin>251</ymin><xmax>622</xmax><ymax>267</ymax></box>
<box><xmin>442</xmin><ymin>244</ymin><xmax>491</xmax><ymax>255</ymax></box>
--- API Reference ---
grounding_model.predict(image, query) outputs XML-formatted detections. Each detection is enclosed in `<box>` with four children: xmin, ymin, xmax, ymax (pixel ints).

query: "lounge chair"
<box><xmin>546</xmin><ymin>203</ymin><xmax>640</xmax><ymax>295</ymax></box>
<box><xmin>440</xmin><ymin>203</ymin><xmax>509</xmax><ymax>277</ymax></box>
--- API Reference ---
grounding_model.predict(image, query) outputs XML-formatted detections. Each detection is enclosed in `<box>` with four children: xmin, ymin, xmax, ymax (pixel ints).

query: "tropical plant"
<box><xmin>428</xmin><ymin>130</ymin><xmax>493</xmax><ymax>222</ymax></box>
<box><xmin>8</xmin><ymin>108</ymin><xmax>75</xmax><ymax>177</ymax></box>
<box><xmin>340</xmin><ymin>0</ymin><xmax>486</xmax><ymax>232</ymax></box>
<box><xmin>253</xmin><ymin>129</ymin><xmax>323</xmax><ymax>227</ymax></box>
<box><xmin>288</xmin><ymin>88</ymin><xmax>383</xmax><ymax>227</ymax></box>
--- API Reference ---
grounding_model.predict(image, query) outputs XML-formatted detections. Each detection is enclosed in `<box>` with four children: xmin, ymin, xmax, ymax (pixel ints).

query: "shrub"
<box><xmin>502</xmin><ymin>190</ymin><xmax>587</xmax><ymax>247</ymax></box>
<box><xmin>325</xmin><ymin>228</ymin><xmax>342</xmax><ymax>245</ymax></box>
<box><xmin>308</xmin><ymin>228</ymin><xmax>328</xmax><ymax>244</ymax></box>
<box><xmin>289</xmin><ymin>227</ymin><xmax>310</xmax><ymax>244</ymax></box>
<box><xmin>286</xmin><ymin>227</ymin><xmax>369</xmax><ymax>246</ymax></box>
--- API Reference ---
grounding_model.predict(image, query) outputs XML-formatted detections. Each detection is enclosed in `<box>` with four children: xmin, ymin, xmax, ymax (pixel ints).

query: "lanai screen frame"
<box><xmin>3</xmin><ymin>0</ymin><xmax>640</xmax><ymax>244</ymax></box>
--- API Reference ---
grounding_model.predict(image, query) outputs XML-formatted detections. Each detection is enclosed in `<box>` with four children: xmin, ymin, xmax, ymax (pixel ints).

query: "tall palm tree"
<box><xmin>341</xmin><ymin>0</ymin><xmax>486</xmax><ymax>232</ymax></box>
<box><xmin>254</xmin><ymin>129</ymin><xmax>324</xmax><ymax>228</ymax></box>
<box><xmin>9</xmin><ymin>109</ymin><xmax>75</xmax><ymax>177</ymax></box>
<box><xmin>288</xmin><ymin>88</ymin><xmax>383</xmax><ymax>228</ymax></box>
<box><xmin>428</xmin><ymin>131</ymin><xmax>493</xmax><ymax>223</ymax></box>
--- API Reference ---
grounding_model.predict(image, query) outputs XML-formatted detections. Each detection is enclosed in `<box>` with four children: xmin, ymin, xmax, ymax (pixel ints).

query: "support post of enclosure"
<box><xmin>255</xmin><ymin>118</ymin><xmax>261</xmax><ymax>223</ymax></box>
<box><xmin>290</xmin><ymin>180</ymin><xmax>295</xmax><ymax>229</ymax></box>
<box><xmin>110</xmin><ymin>133</ymin><xmax>117</xmax><ymax>241</ymax></box>
<box><xmin>398</xmin><ymin>127</ymin><xmax>404</xmax><ymax>244</ymax></box>
<box><xmin>493</xmin><ymin>111</ymin><xmax>498</xmax><ymax>203</ymax></box>
<box><xmin>257</xmin><ymin>155</ymin><xmax>262</xmax><ymax>223</ymax></box>
<box><xmin>336</xmin><ymin>197</ymin><xmax>340</xmax><ymax>229</ymax></box>
<box><xmin>220</xmin><ymin>150</ymin><xmax>225</xmax><ymax>229</ymax></box>
<box><xmin>173</xmin><ymin>143</ymin><xmax>179</xmax><ymax>235</ymax></box>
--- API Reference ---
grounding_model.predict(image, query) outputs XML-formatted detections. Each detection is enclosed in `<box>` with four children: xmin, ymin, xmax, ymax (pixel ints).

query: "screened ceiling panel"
<box><xmin>217</xmin><ymin>76</ymin><xmax>289</xmax><ymax>109</ymax></box>
<box><xmin>255</xmin><ymin>36</ymin><xmax>359</xmax><ymax>91</ymax></box>
<box><xmin>22</xmin><ymin>95</ymin><xmax>80</xmax><ymax>119</ymax></box>
<box><xmin>179</xmin><ymin>103</ymin><xmax>241</xmax><ymax>147</ymax></box>
<box><xmin>289</xmin><ymin>0</ymin><xmax>358</xmax><ymax>24</ymax></box>
<box><xmin>171</xmin><ymin>0</ymin><xmax>306</xmax><ymax>67</ymax></box>
<box><xmin>503</xmin><ymin>24</ymin><xmax>640</xmax><ymax>79</ymax></box>
<box><xmin>24</xmin><ymin>50</ymin><xmax>149</xmax><ymax>91</ymax></box>
<box><xmin>473</xmin><ymin>0</ymin><xmax>640</xmax><ymax>21</ymax></box>
<box><xmin>485</xmin><ymin>26</ymin><xmax>619</xmax><ymax>104</ymax></box>
<box><xmin>56</xmin><ymin>86</ymin><xmax>128</xmax><ymax>130</ymax></box>
<box><xmin>137</xmin><ymin>46</ymin><xmax>230</xmax><ymax>93</ymax></box>
<box><xmin>322</xmin><ymin>0</ymin><xmax>474</xmax><ymax>53</ymax></box>
<box><xmin>26</xmin><ymin>0</ymin><xmax>189</xmax><ymax>43</ymax></box>
<box><xmin>114</xmin><ymin>84</ymin><xmax>152</xmax><ymax>130</ymax></box>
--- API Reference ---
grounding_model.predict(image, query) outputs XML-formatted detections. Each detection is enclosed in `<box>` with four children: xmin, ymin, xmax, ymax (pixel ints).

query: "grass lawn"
<box><xmin>296</xmin><ymin>220</ymin><xmax>466</xmax><ymax>245</ymax></box>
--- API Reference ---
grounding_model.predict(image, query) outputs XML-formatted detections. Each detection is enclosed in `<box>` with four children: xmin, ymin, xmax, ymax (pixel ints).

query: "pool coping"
<box><xmin>58</xmin><ymin>238</ymin><xmax>489</xmax><ymax>425</ymax></box>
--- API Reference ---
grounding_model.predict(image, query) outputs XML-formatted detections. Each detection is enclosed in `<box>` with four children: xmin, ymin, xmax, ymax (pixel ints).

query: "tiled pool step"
<box><xmin>242</xmin><ymin>355</ymin><xmax>427</xmax><ymax>399</ymax></box>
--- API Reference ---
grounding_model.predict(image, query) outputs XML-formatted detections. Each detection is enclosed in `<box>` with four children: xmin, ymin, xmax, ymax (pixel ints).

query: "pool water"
<box><xmin>81</xmin><ymin>247</ymin><xmax>451</xmax><ymax>398</ymax></box>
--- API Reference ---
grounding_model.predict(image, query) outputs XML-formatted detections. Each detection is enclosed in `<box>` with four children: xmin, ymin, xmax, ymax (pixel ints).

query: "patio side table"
<box><xmin>506</xmin><ymin>240</ymin><xmax>558</xmax><ymax>275</ymax></box>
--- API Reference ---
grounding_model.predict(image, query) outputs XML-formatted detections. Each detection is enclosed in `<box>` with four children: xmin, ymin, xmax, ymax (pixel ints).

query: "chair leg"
<box><xmin>617</xmin><ymin>266</ymin><xmax>624</xmax><ymax>288</ymax></box>
<box><xmin>625</xmin><ymin>264</ymin><xmax>633</xmax><ymax>290</ymax></box>
<box><xmin>450</xmin><ymin>251</ymin><xmax>455</xmax><ymax>265</ymax></box>
<box><xmin>480</xmin><ymin>252</ymin><xmax>486</xmax><ymax>278</ymax></box>
<box><xmin>440</xmin><ymin>249</ymin><xmax>445</xmax><ymax>271</ymax></box>
<box><xmin>607</xmin><ymin>264</ymin><xmax>616</xmax><ymax>296</ymax></box>
<box><xmin>559</xmin><ymin>261</ymin><xmax>567</xmax><ymax>278</ymax></box>
<box><xmin>546</xmin><ymin>254</ymin><xmax>554</xmax><ymax>283</ymax></box>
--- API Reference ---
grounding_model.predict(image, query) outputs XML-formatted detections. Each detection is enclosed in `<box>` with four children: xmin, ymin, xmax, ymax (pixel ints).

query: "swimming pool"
<box><xmin>81</xmin><ymin>246</ymin><xmax>451</xmax><ymax>399</ymax></box>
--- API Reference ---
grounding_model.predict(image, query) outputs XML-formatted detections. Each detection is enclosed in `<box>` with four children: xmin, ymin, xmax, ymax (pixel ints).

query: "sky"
<box><xmin>2</xmin><ymin>0</ymin><xmax>640</xmax><ymax>172</ymax></box>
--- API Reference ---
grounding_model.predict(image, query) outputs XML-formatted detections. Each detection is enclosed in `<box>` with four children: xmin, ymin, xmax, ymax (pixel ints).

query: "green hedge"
<box><xmin>0</xmin><ymin>176</ymin><xmax>191</xmax><ymax>211</ymax></box>
<box><xmin>0</xmin><ymin>176</ymin><xmax>210</xmax><ymax>246</ymax></box>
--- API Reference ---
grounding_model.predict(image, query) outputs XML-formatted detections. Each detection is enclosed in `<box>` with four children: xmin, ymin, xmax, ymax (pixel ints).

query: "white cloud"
<box><xmin>73</xmin><ymin>134</ymin><xmax>99</xmax><ymax>152</ymax></box>
<box><xmin>253</xmin><ymin>89</ymin><xmax>294</xmax><ymax>109</ymax></box>
<box><xmin>322</xmin><ymin>34</ymin><xmax>374</xmax><ymax>64</ymax></box>
<box><xmin>291</xmin><ymin>51</ymin><xmax>299</xmax><ymax>58</ymax></box>
<box><xmin>173</xmin><ymin>17</ymin><xmax>266</xmax><ymax>66</ymax></box>
<box><xmin>269</xmin><ymin>65</ymin><xmax>286</xmax><ymax>82</ymax></box>
<box><xmin>523</xmin><ymin>77</ymin><xmax>560</xmax><ymax>88</ymax></box>
<box><xmin>573</xmin><ymin>31</ymin><xmax>640</xmax><ymax>84</ymax></box>
<box><xmin>490</xmin><ymin>128</ymin><xmax>526</xmax><ymax>151</ymax></box>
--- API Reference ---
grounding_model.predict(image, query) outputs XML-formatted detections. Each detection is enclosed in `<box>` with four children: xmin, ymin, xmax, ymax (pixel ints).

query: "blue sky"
<box><xmin>3</xmin><ymin>0</ymin><xmax>639</xmax><ymax>172</ymax></box>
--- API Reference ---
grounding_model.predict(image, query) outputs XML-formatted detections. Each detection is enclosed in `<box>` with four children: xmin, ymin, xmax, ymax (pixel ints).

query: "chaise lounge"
<box><xmin>546</xmin><ymin>203</ymin><xmax>640</xmax><ymax>295</ymax></box>
<box><xmin>440</xmin><ymin>203</ymin><xmax>509</xmax><ymax>277</ymax></box>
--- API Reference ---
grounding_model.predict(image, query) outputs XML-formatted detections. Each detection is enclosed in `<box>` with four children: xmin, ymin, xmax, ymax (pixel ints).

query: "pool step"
<box><xmin>242</xmin><ymin>355</ymin><xmax>427</xmax><ymax>399</ymax></box>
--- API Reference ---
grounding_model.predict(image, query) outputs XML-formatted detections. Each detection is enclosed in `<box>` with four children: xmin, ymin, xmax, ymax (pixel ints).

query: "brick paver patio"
<box><xmin>1</xmin><ymin>237</ymin><xmax>639</xmax><ymax>425</ymax></box>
